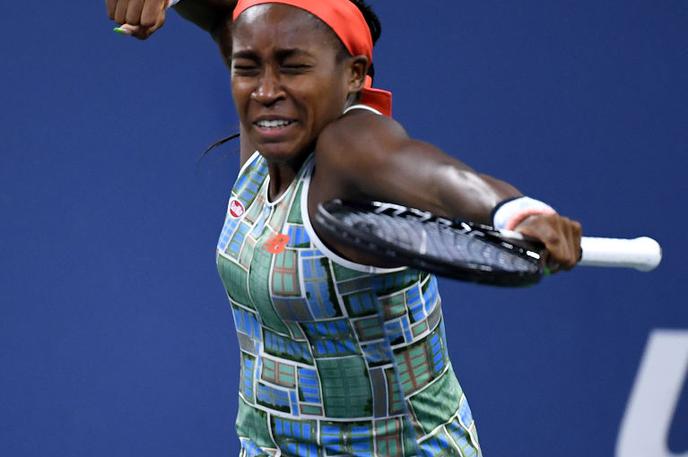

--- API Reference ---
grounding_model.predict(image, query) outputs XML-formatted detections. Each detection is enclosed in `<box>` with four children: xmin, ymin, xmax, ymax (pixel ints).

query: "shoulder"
<box><xmin>319</xmin><ymin>109</ymin><xmax>408</xmax><ymax>151</ymax></box>
<box><xmin>315</xmin><ymin>109</ymin><xmax>409</xmax><ymax>176</ymax></box>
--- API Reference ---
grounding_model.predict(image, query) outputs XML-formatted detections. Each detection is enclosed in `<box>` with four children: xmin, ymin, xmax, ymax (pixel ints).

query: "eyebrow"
<box><xmin>231</xmin><ymin>48</ymin><xmax>315</xmax><ymax>61</ymax></box>
<box><xmin>231</xmin><ymin>50</ymin><xmax>258</xmax><ymax>61</ymax></box>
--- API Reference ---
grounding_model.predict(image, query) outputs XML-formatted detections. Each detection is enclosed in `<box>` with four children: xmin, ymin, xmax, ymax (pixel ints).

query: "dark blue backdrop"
<box><xmin>1</xmin><ymin>1</ymin><xmax>686</xmax><ymax>456</ymax></box>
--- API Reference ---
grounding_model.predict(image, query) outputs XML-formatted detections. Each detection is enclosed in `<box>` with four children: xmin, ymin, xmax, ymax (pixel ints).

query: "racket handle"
<box><xmin>579</xmin><ymin>236</ymin><xmax>662</xmax><ymax>271</ymax></box>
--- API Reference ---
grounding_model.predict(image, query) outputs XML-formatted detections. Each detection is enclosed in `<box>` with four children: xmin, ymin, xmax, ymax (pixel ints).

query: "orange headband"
<box><xmin>233</xmin><ymin>0</ymin><xmax>392</xmax><ymax>116</ymax></box>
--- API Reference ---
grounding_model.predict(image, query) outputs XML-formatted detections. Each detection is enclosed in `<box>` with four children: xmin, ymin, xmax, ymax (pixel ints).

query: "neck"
<box><xmin>266</xmin><ymin>154</ymin><xmax>308</xmax><ymax>202</ymax></box>
<box><xmin>239</xmin><ymin>125</ymin><xmax>309</xmax><ymax>202</ymax></box>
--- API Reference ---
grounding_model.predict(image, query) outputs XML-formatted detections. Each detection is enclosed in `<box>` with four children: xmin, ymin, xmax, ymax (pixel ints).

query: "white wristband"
<box><xmin>492</xmin><ymin>196</ymin><xmax>556</xmax><ymax>230</ymax></box>
<box><xmin>167</xmin><ymin>0</ymin><xmax>182</xmax><ymax>6</ymax></box>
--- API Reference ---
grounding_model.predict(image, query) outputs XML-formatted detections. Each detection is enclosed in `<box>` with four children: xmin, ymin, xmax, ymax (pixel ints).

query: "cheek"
<box><xmin>231</xmin><ymin>80</ymin><xmax>252</xmax><ymax>110</ymax></box>
<box><xmin>303</xmin><ymin>75</ymin><xmax>349</xmax><ymax>119</ymax></box>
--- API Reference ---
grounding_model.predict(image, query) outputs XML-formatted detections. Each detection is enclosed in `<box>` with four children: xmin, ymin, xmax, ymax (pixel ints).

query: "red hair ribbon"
<box><xmin>233</xmin><ymin>0</ymin><xmax>392</xmax><ymax>116</ymax></box>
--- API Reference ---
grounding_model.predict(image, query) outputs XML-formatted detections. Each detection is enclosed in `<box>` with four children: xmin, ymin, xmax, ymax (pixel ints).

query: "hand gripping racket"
<box><xmin>313</xmin><ymin>200</ymin><xmax>662</xmax><ymax>287</ymax></box>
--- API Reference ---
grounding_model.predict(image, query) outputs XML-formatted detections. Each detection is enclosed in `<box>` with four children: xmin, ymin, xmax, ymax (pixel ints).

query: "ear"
<box><xmin>347</xmin><ymin>55</ymin><xmax>370</xmax><ymax>92</ymax></box>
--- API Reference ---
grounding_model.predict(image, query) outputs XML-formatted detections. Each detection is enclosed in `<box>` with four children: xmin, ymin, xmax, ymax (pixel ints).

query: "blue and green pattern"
<box><xmin>217</xmin><ymin>152</ymin><xmax>482</xmax><ymax>456</ymax></box>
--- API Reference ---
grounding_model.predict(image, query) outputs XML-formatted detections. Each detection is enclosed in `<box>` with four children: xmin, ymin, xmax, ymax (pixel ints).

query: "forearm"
<box><xmin>353</xmin><ymin>141</ymin><xmax>521</xmax><ymax>225</ymax></box>
<box><xmin>172</xmin><ymin>0</ymin><xmax>235</xmax><ymax>38</ymax></box>
<box><xmin>434</xmin><ymin>165</ymin><xmax>522</xmax><ymax>225</ymax></box>
<box><xmin>315</xmin><ymin>112</ymin><xmax>580</xmax><ymax>269</ymax></box>
<box><xmin>342</xmin><ymin>137</ymin><xmax>581</xmax><ymax>269</ymax></box>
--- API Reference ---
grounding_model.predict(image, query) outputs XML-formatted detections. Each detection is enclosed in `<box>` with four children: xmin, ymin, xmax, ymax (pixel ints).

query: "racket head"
<box><xmin>314</xmin><ymin>200</ymin><xmax>546</xmax><ymax>286</ymax></box>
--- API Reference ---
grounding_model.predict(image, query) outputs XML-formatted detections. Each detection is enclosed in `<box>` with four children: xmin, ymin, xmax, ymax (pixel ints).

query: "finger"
<box><xmin>518</xmin><ymin>218</ymin><xmax>560</xmax><ymax>253</ymax></box>
<box><xmin>557</xmin><ymin>218</ymin><xmax>581</xmax><ymax>270</ymax></box>
<box><xmin>141</xmin><ymin>0</ymin><xmax>166</xmax><ymax>27</ymax></box>
<box><xmin>114</xmin><ymin>23</ymin><xmax>138</xmax><ymax>36</ymax></box>
<box><xmin>567</xmin><ymin>220</ymin><xmax>583</xmax><ymax>267</ymax></box>
<box><xmin>132</xmin><ymin>14</ymin><xmax>165</xmax><ymax>39</ymax></box>
<box><xmin>114</xmin><ymin>0</ymin><xmax>129</xmax><ymax>24</ymax></box>
<box><xmin>522</xmin><ymin>220</ymin><xmax>569</xmax><ymax>268</ymax></box>
<box><xmin>567</xmin><ymin>220</ymin><xmax>579</xmax><ymax>267</ymax></box>
<box><xmin>557</xmin><ymin>219</ymin><xmax>581</xmax><ymax>266</ymax></box>
<box><xmin>515</xmin><ymin>214</ymin><xmax>584</xmax><ymax>272</ymax></box>
<box><xmin>547</xmin><ymin>217</ymin><xmax>567</xmax><ymax>268</ymax></box>
<box><xmin>125</xmin><ymin>0</ymin><xmax>145</xmax><ymax>25</ymax></box>
<box><xmin>106</xmin><ymin>0</ymin><xmax>118</xmax><ymax>19</ymax></box>
<box><xmin>557</xmin><ymin>219</ymin><xmax>578</xmax><ymax>269</ymax></box>
<box><xmin>544</xmin><ymin>261</ymin><xmax>561</xmax><ymax>275</ymax></box>
<box><xmin>152</xmin><ymin>10</ymin><xmax>166</xmax><ymax>32</ymax></box>
<box><xmin>558</xmin><ymin>223</ymin><xmax>576</xmax><ymax>270</ymax></box>
<box><xmin>131</xmin><ymin>27</ymin><xmax>150</xmax><ymax>40</ymax></box>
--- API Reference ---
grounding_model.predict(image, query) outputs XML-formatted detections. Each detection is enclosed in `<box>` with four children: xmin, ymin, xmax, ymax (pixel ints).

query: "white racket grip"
<box><xmin>579</xmin><ymin>236</ymin><xmax>662</xmax><ymax>271</ymax></box>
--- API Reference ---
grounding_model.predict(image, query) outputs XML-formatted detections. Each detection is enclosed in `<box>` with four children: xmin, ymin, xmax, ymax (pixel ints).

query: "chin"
<box><xmin>252</xmin><ymin>132</ymin><xmax>311</xmax><ymax>159</ymax></box>
<box><xmin>257</xmin><ymin>142</ymin><xmax>309</xmax><ymax>163</ymax></box>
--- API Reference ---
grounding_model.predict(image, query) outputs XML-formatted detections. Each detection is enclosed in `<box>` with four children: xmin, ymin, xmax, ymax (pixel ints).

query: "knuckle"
<box><xmin>545</xmin><ymin>233</ymin><xmax>561</xmax><ymax>247</ymax></box>
<box><xmin>573</xmin><ymin>221</ymin><xmax>582</xmax><ymax>235</ymax></box>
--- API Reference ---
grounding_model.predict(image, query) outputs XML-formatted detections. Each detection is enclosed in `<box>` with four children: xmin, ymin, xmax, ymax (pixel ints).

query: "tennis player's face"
<box><xmin>231</xmin><ymin>5</ymin><xmax>357</xmax><ymax>163</ymax></box>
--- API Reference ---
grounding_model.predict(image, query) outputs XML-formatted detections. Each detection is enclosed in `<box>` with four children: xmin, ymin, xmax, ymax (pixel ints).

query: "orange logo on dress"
<box><xmin>264</xmin><ymin>234</ymin><xmax>290</xmax><ymax>254</ymax></box>
<box><xmin>229</xmin><ymin>199</ymin><xmax>245</xmax><ymax>218</ymax></box>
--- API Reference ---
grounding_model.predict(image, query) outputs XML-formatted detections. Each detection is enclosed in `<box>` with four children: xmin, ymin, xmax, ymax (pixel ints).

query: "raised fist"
<box><xmin>106</xmin><ymin>0</ymin><xmax>171</xmax><ymax>39</ymax></box>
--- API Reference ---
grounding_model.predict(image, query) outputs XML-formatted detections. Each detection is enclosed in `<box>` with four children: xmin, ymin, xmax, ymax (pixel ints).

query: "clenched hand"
<box><xmin>106</xmin><ymin>0</ymin><xmax>169</xmax><ymax>39</ymax></box>
<box><xmin>514</xmin><ymin>213</ymin><xmax>582</xmax><ymax>273</ymax></box>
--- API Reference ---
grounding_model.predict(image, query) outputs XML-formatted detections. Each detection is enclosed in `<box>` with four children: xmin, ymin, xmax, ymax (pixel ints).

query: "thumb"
<box><xmin>113</xmin><ymin>23</ymin><xmax>138</xmax><ymax>36</ymax></box>
<box><xmin>113</xmin><ymin>14</ymin><xmax>165</xmax><ymax>40</ymax></box>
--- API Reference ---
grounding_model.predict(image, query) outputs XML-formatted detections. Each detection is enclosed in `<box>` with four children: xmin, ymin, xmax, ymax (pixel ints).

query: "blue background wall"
<box><xmin>1</xmin><ymin>1</ymin><xmax>686</xmax><ymax>456</ymax></box>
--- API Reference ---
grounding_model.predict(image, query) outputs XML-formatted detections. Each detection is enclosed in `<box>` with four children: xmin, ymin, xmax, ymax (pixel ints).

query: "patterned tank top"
<box><xmin>216</xmin><ymin>147</ymin><xmax>482</xmax><ymax>457</ymax></box>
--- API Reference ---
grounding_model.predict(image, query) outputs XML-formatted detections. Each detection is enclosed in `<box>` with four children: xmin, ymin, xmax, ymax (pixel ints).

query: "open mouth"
<box><xmin>254</xmin><ymin>119</ymin><xmax>295</xmax><ymax>129</ymax></box>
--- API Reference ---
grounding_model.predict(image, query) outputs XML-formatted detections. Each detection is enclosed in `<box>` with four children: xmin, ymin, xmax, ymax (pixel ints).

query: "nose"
<box><xmin>251</xmin><ymin>68</ymin><xmax>284</xmax><ymax>106</ymax></box>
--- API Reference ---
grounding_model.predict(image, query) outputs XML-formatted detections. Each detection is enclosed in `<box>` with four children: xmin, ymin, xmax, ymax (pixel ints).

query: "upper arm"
<box><xmin>313</xmin><ymin>112</ymin><xmax>417</xmax><ymax>198</ymax></box>
<box><xmin>312</xmin><ymin>111</ymin><xmax>521</xmax><ymax>223</ymax></box>
<box><xmin>313</xmin><ymin>112</ymin><xmax>465</xmax><ymax>208</ymax></box>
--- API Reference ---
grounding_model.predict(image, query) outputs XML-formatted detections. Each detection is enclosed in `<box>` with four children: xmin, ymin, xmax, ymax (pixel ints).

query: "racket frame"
<box><xmin>315</xmin><ymin>200</ymin><xmax>547</xmax><ymax>286</ymax></box>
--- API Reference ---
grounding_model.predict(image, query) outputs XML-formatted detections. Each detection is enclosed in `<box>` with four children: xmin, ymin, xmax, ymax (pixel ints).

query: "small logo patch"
<box><xmin>264</xmin><ymin>234</ymin><xmax>290</xmax><ymax>254</ymax></box>
<box><xmin>229</xmin><ymin>199</ymin><xmax>245</xmax><ymax>218</ymax></box>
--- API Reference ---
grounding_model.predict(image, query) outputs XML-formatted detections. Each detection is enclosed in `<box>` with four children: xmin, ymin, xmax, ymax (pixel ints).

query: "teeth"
<box><xmin>256</xmin><ymin>119</ymin><xmax>292</xmax><ymax>128</ymax></box>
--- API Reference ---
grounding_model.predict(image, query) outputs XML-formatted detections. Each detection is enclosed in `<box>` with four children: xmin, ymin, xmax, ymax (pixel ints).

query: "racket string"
<box><xmin>345</xmin><ymin>210</ymin><xmax>538</xmax><ymax>273</ymax></box>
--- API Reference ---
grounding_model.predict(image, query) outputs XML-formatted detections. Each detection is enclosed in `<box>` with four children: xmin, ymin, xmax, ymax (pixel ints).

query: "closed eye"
<box><xmin>281</xmin><ymin>64</ymin><xmax>312</xmax><ymax>74</ymax></box>
<box><xmin>233</xmin><ymin>64</ymin><xmax>258</xmax><ymax>70</ymax></box>
<box><xmin>232</xmin><ymin>62</ymin><xmax>259</xmax><ymax>75</ymax></box>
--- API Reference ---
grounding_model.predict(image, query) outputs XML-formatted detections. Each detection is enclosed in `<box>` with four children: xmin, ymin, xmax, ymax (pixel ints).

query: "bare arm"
<box><xmin>311</xmin><ymin>110</ymin><xmax>581</xmax><ymax>269</ymax></box>
<box><xmin>106</xmin><ymin>0</ymin><xmax>235</xmax><ymax>39</ymax></box>
<box><xmin>106</xmin><ymin>0</ymin><xmax>255</xmax><ymax>166</ymax></box>
<box><xmin>172</xmin><ymin>0</ymin><xmax>236</xmax><ymax>39</ymax></box>
<box><xmin>312</xmin><ymin>111</ymin><xmax>519</xmax><ymax>225</ymax></box>
<box><xmin>105</xmin><ymin>2</ymin><xmax>580</xmax><ymax>269</ymax></box>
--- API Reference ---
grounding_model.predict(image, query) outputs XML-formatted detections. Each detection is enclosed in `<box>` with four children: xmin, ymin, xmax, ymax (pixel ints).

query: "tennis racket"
<box><xmin>313</xmin><ymin>200</ymin><xmax>662</xmax><ymax>287</ymax></box>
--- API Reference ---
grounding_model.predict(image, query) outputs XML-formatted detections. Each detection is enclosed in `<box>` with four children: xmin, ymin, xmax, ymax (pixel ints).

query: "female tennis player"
<box><xmin>105</xmin><ymin>0</ymin><xmax>580</xmax><ymax>265</ymax></box>
<box><xmin>108</xmin><ymin>1</ymin><xmax>582</xmax><ymax>455</ymax></box>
